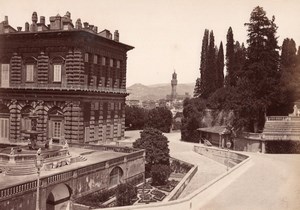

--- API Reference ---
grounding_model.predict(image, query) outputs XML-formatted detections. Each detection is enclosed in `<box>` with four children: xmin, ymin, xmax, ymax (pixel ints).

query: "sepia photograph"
<box><xmin>0</xmin><ymin>0</ymin><xmax>299</xmax><ymax>209</ymax></box>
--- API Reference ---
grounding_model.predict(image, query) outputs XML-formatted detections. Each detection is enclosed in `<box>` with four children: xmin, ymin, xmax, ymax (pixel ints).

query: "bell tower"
<box><xmin>171</xmin><ymin>70</ymin><xmax>177</xmax><ymax>100</ymax></box>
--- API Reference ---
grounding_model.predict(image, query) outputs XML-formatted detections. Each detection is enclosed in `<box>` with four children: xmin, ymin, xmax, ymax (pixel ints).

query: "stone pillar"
<box><xmin>37</xmin><ymin>52</ymin><xmax>49</xmax><ymax>84</ymax></box>
<box><xmin>9</xmin><ymin>100</ymin><xmax>20</xmax><ymax>142</ymax></box>
<box><xmin>36</xmin><ymin>100</ymin><xmax>47</xmax><ymax>142</ymax></box>
<box><xmin>121</xmin><ymin>102</ymin><xmax>125</xmax><ymax>138</ymax></box>
<box><xmin>10</xmin><ymin>53</ymin><xmax>22</xmax><ymax>85</ymax></box>
<box><xmin>121</xmin><ymin>56</ymin><xmax>127</xmax><ymax>89</ymax></box>
<box><xmin>65</xmin><ymin>50</ymin><xmax>74</xmax><ymax>86</ymax></box>
<box><xmin>73</xmin><ymin>49</ymin><xmax>85</xmax><ymax>86</ymax></box>
<box><xmin>89</xmin><ymin>108</ymin><xmax>95</xmax><ymax>142</ymax></box>
<box><xmin>261</xmin><ymin>141</ymin><xmax>266</xmax><ymax>153</ymax></box>
<box><xmin>71</xmin><ymin>101</ymin><xmax>84</xmax><ymax>143</ymax></box>
<box><xmin>64</xmin><ymin>101</ymin><xmax>72</xmax><ymax>143</ymax></box>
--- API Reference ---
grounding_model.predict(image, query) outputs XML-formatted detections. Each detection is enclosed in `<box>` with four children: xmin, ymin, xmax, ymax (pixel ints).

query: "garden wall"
<box><xmin>193</xmin><ymin>145</ymin><xmax>249</xmax><ymax>168</ymax></box>
<box><xmin>72</xmin><ymin>147</ymin><xmax>250</xmax><ymax>210</ymax></box>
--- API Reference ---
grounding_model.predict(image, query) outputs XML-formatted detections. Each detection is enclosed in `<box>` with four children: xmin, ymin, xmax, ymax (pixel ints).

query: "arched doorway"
<box><xmin>0</xmin><ymin>104</ymin><xmax>9</xmax><ymax>142</ymax></box>
<box><xmin>48</xmin><ymin>107</ymin><xmax>64</xmax><ymax>144</ymax></box>
<box><xmin>109</xmin><ymin>166</ymin><xmax>124</xmax><ymax>188</ymax></box>
<box><xmin>46</xmin><ymin>183</ymin><xmax>72</xmax><ymax>210</ymax></box>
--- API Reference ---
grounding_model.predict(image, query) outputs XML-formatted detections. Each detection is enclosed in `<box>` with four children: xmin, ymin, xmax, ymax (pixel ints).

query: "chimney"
<box><xmin>89</xmin><ymin>24</ymin><xmax>94</xmax><ymax>30</ymax></box>
<box><xmin>17</xmin><ymin>27</ymin><xmax>22</xmax><ymax>32</ymax></box>
<box><xmin>4</xmin><ymin>16</ymin><xmax>8</xmax><ymax>25</ymax></box>
<box><xmin>25</xmin><ymin>22</ymin><xmax>29</xmax><ymax>32</ymax></box>
<box><xmin>32</xmin><ymin>12</ymin><xmax>38</xmax><ymax>23</ymax></box>
<box><xmin>114</xmin><ymin>30</ymin><xmax>119</xmax><ymax>42</ymax></box>
<box><xmin>94</xmin><ymin>26</ymin><xmax>98</xmax><ymax>33</ymax></box>
<box><xmin>76</xmin><ymin>18</ymin><xmax>82</xmax><ymax>29</ymax></box>
<box><xmin>40</xmin><ymin>16</ymin><xmax>45</xmax><ymax>25</ymax></box>
<box><xmin>65</xmin><ymin>11</ymin><xmax>71</xmax><ymax>19</ymax></box>
<box><xmin>83</xmin><ymin>22</ymin><xmax>89</xmax><ymax>29</ymax></box>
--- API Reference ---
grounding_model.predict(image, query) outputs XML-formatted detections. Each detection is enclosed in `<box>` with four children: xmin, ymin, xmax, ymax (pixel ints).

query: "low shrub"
<box><xmin>76</xmin><ymin>188</ymin><xmax>116</xmax><ymax>208</ymax></box>
<box><xmin>116</xmin><ymin>183</ymin><xmax>137</xmax><ymax>206</ymax></box>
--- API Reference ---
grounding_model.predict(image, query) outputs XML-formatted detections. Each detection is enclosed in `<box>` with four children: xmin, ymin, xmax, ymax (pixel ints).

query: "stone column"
<box><xmin>71</xmin><ymin>101</ymin><xmax>84</xmax><ymax>143</ymax></box>
<box><xmin>9</xmin><ymin>99</ymin><xmax>20</xmax><ymax>142</ymax></box>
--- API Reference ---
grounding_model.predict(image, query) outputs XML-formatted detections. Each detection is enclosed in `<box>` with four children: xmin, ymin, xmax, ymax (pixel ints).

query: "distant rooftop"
<box><xmin>0</xmin><ymin>11</ymin><xmax>120</xmax><ymax>42</ymax></box>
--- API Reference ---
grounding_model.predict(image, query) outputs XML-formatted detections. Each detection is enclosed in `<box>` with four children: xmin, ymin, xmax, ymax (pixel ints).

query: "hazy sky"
<box><xmin>1</xmin><ymin>0</ymin><xmax>300</xmax><ymax>86</ymax></box>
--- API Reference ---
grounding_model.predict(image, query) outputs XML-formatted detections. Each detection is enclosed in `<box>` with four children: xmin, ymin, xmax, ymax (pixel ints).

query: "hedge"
<box><xmin>265</xmin><ymin>140</ymin><xmax>300</xmax><ymax>154</ymax></box>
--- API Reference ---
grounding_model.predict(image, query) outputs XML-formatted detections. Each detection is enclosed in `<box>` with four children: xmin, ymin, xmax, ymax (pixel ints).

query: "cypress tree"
<box><xmin>202</xmin><ymin>30</ymin><xmax>216</xmax><ymax>98</ymax></box>
<box><xmin>216</xmin><ymin>42</ymin><xmax>224</xmax><ymax>89</ymax></box>
<box><xmin>196</xmin><ymin>29</ymin><xmax>209</xmax><ymax>98</ymax></box>
<box><xmin>225</xmin><ymin>27</ymin><xmax>235</xmax><ymax>86</ymax></box>
<box><xmin>275</xmin><ymin>38</ymin><xmax>298</xmax><ymax>115</ymax></box>
<box><xmin>193</xmin><ymin>78</ymin><xmax>201</xmax><ymax>97</ymax></box>
<box><xmin>232</xmin><ymin>41</ymin><xmax>246</xmax><ymax>80</ymax></box>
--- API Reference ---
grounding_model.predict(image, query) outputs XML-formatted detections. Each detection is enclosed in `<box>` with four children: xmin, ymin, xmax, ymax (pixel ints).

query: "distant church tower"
<box><xmin>171</xmin><ymin>71</ymin><xmax>177</xmax><ymax>100</ymax></box>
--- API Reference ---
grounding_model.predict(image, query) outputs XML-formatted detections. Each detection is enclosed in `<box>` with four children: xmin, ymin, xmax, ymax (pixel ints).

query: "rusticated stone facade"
<box><xmin>0</xmin><ymin>12</ymin><xmax>133</xmax><ymax>144</ymax></box>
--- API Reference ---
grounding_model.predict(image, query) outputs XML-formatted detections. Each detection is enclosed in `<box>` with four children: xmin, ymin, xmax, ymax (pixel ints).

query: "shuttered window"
<box><xmin>53</xmin><ymin>65</ymin><xmax>62</xmax><ymax>82</ymax></box>
<box><xmin>26</xmin><ymin>65</ymin><xmax>34</xmax><ymax>82</ymax></box>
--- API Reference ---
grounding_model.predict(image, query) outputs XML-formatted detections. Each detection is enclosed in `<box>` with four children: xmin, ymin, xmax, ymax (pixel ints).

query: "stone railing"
<box><xmin>193</xmin><ymin>145</ymin><xmax>249</xmax><ymax>168</ymax></box>
<box><xmin>241</xmin><ymin>132</ymin><xmax>262</xmax><ymax>140</ymax></box>
<box><xmin>262</xmin><ymin>133</ymin><xmax>300</xmax><ymax>141</ymax></box>
<box><xmin>69</xmin><ymin>143</ymin><xmax>142</xmax><ymax>154</ymax></box>
<box><xmin>266</xmin><ymin>116</ymin><xmax>300</xmax><ymax>121</ymax></box>
<box><xmin>3</xmin><ymin>84</ymin><xmax>127</xmax><ymax>94</ymax></box>
<box><xmin>0</xmin><ymin>180</ymin><xmax>38</xmax><ymax>200</ymax></box>
<box><xmin>0</xmin><ymin>149</ymin><xmax>145</xmax><ymax>201</ymax></box>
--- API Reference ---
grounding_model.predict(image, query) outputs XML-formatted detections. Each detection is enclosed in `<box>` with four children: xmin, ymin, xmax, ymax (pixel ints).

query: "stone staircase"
<box><xmin>5</xmin><ymin>160</ymin><xmax>37</xmax><ymax>176</ymax></box>
<box><xmin>263</xmin><ymin>118</ymin><xmax>300</xmax><ymax>140</ymax></box>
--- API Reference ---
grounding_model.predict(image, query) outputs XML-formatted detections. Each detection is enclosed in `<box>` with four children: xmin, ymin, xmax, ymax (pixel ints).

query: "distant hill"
<box><xmin>127</xmin><ymin>83</ymin><xmax>195</xmax><ymax>101</ymax></box>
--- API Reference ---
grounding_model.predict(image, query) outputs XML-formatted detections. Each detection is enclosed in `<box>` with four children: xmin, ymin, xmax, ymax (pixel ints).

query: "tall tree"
<box><xmin>202</xmin><ymin>30</ymin><xmax>217</xmax><ymax>98</ymax></box>
<box><xmin>195</xmin><ymin>29</ymin><xmax>209</xmax><ymax>97</ymax></box>
<box><xmin>225</xmin><ymin>27</ymin><xmax>235</xmax><ymax>86</ymax></box>
<box><xmin>193</xmin><ymin>78</ymin><xmax>201</xmax><ymax>97</ymax></box>
<box><xmin>274</xmin><ymin>38</ymin><xmax>299</xmax><ymax>115</ymax></box>
<box><xmin>238</xmin><ymin>6</ymin><xmax>280</xmax><ymax>132</ymax></box>
<box><xmin>232</xmin><ymin>41</ymin><xmax>246</xmax><ymax>80</ymax></box>
<box><xmin>216</xmin><ymin>42</ymin><xmax>224</xmax><ymax>89</ymax></box>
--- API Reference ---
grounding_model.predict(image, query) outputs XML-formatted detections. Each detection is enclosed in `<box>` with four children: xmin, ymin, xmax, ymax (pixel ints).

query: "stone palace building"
<box><xmin>0</xmin><ymin>11</ymin><xmax>134</xmax><ymax>145</ymax></box>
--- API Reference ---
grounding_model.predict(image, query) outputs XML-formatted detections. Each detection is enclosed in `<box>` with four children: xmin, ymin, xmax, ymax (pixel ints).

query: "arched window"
<box><xmin>109</xmin><ymin>167</ymin><xmax>123</xmax><ymax>188</ymax></box>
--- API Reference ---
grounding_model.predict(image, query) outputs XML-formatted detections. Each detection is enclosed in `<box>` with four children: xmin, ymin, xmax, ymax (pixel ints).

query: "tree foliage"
<box><xmin>270</xmin><ymin>38</ymin><xmax>299</xmax><ymax>115</ymax></box>
<box><xmin>146</xmin><ymin>107</ymin><xmax>172</xmax><ymax>133</ymax></box>
<box><xmin>195</xmin><ymin>29</ymin><xmax>210</xmax><ymax>97</ymax></box>
<box><xmin>133</xmin><ymin>128</ymin><xmax>170</xmax><ymax>174</ymax></box>
<box><xmin>225</xmin><ymin>27</ymin><xmax>235</xmax><ymax>86</ymax></box>
<box><xmin>181</xmin><ymin>98</ymin><xmax>206</xmax><ymax>142</ymax></box>
<box><xmin>150</xmin><ymin>164</ymin><xmax>172</xmax><ymax>186</ymax></box>
<box><xmin>216</xmin><ymin>42</ymin><xmax>224</xmax><ymax>89</ymax></box>
<box><xmin>125</xmin><ymin>105</ymin><xmax>148</xmax><ymax>130</ymax></box>
<box><xmin>236</xmin><ymin>6</ymin><xmax>280</xmax><ymax>132</ymax></box>
<box><xmin>116</xmin><ymin>183</ymin><xmax>137</xmax><ymax>206</ymax></box>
